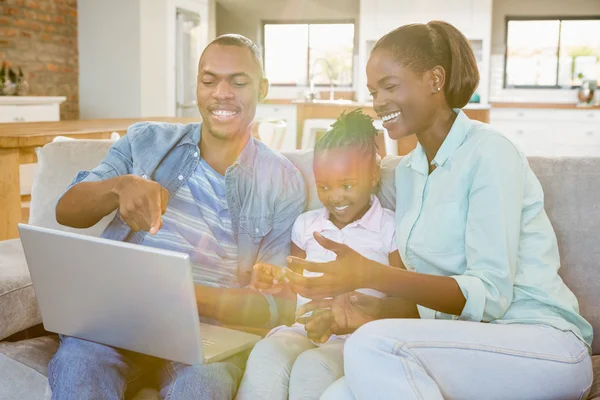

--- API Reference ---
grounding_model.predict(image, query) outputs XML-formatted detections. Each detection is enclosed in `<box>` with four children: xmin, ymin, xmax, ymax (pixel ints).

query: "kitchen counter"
<box><xmin>262</xmin><ymin>99</ymin><xmax>296</xmax><ymax>105</ymax></box>
<box><xmin>264</xmin><ymin>98</ymin><xmax>491</xmax><ymax>109</ymax></box>
<box><xmin>491</xmin><ymin>102</ymin><xmax>600</xmax><ymax>110</ymax></box>
<box><xmin>291</xmin><ymin>100</ymin><xmax>490</xmax><ymax>151</ymax></box>
<box><xmin>0</xmin><ymin>117</ymin><xmax>201</xmax><ymax>148</ymax></box>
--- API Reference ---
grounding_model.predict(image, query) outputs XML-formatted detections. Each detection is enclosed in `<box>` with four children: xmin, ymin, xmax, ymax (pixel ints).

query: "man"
<box><xmin>50</xmin><ymin>34</ymin><xmax>306</xmax><ymax>399</ymax></box>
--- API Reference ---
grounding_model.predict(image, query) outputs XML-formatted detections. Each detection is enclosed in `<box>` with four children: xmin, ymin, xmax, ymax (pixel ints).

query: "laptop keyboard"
<box><xmin>202</xmin><ymin>339</ymin><xmax>216</xmax><ymax>348</ymax></box>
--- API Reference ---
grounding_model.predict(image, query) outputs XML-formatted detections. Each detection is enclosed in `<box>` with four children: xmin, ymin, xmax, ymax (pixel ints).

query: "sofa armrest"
<box><xmin>0</xmin><ymin>239</ymin><xmax>42</xmax><ymax>341</ymax></box>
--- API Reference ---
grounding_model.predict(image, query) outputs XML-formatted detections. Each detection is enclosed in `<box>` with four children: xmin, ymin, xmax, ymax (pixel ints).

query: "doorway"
<box><xmin>176</xmin><ymin>8</ymin><xmax>203</xmax><ymax>117</ymax></box>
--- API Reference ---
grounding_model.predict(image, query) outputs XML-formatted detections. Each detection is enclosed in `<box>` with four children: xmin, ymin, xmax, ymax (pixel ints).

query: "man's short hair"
<box><xmin>203</xmin><ymin>34</ymin><xmax>264</xmax><ymax>78</ymax></box>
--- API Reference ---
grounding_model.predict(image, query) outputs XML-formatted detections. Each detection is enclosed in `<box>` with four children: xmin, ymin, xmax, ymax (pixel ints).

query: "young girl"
<box><xmin>236</xmin><ymin>110</ymin><xmax>404</xmax><ymax>400</ymax></box>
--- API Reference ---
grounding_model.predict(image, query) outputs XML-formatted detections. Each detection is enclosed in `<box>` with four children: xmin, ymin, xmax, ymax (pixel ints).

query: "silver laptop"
<box><xmin>18</xmin><ymin>224</ymin><xmax>261</xmax><ymax>365</ymax></box>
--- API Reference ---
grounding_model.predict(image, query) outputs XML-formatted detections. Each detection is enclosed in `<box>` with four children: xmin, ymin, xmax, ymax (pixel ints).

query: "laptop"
<box><xmin>18</xmin><ymin>224</ymin><xmax>261</xmax><ymax>365</ymax></box>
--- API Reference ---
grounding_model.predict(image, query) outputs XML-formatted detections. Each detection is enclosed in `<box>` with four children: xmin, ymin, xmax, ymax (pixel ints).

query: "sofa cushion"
<box><xmin>29</xmin><ymin>139</ymin><xmax>117</xmax><ymax>237</ymax></box>
<box><xmin>378</xmin><ymin>155</ymin><xmax>402</xmax><ymax>210</ymax></box>
<box><xmin>0</xmin><ymin>353</ymin><xmax>51</xmax><ymax>400</ymax></box>
<box><xmin>20</xmin><ymin>133</ymin><xmax>120</xmax><ymax>198</ymax></box>
<box><xmin>282</xmin><ymin>149</ymin><xmax>322</xmax><ymax>211</ymax></box>
<box><xmin>0</xmin><ymin>335</ymin><xmax>58</xmax><ymax>376</ymax></box>
<box><xmin>0</xmin><ymin>335</ymin><xmax>161</xmax><ymax>399</ymax></box>
<box><xmin>591</xmin><ymin>356</ymin><xmax>600</xmax><ymax>400</ymax></box>
<box><xmin>1</xmin><ymin>139</ymin><xmax>120</xmax><ymax>340</ymax></box>
<box><xmin>0</xmin><ymin>239</ymin><xmax>41</xmax><ymax>341</ymax></box>
<box><xmin>529</xmin><ymin>157</ymin><xmax>600</xmax><ymax>356</ymax></box>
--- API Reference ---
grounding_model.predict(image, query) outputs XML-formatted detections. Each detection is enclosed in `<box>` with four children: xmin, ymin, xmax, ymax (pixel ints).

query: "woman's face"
<box><xmin>366</xmin><ymin>48</ymin><xmax>437</xmax><ymax>140</ymax></box>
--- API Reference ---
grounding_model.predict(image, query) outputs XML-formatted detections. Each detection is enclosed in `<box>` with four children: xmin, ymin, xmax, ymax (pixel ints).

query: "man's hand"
<box><xmin>300</xmin><ymin>308</ymin><xmax>334</xmax><ymax>343</ymax></box>
<box><xmin>250</xmin><ymin>263</ymin><xmax>288</xmax><ymax>294</ymax></box>
<box><xmin>113</xmin><ymin>175</ymin><xmax>169</xmax><ymax>234</ymax></box>
<box><xmin>297</xmin><ymin>291</ymin><xmax>383</xmax><ymax>343</ymax></box>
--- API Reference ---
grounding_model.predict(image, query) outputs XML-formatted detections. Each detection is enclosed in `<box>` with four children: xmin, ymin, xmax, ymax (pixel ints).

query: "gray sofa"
<box><xmin>0</xmin><ymin>138</ymin><xmax>598</xmax><ymax>399</ymax></box>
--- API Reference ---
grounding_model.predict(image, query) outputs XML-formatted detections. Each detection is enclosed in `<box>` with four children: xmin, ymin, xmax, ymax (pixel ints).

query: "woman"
<box><xmin>286</xmin><ymin>21</ymin><xmax>594</xmax><ymax>400</ymax></box>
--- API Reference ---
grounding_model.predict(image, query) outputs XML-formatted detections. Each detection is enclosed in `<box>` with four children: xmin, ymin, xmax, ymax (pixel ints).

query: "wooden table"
<box><xmin>295</xmin><ymin>101</ymin><xmax>490</xmax><ymax>154</ymax></box>
<box><xmin>0</xmin><ymin>117</ymin><xmax>200</xmax><ymax>241</ymax></box>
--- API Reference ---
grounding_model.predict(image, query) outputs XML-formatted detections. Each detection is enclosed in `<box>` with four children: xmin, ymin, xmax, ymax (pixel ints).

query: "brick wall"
<box><xmin>1</xmin><ymin>0</ymin><xmax>78</xmax><ymax>120</ymax></box>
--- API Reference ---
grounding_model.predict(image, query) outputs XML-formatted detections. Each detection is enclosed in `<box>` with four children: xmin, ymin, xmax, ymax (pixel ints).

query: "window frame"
<box><xmin>261</xmin><ymin>19</ymin><xmax>356</xmax><ymax>87</ymax></box>
<box><xmin>503</xmin><ymin>15</ymin><xmax>600</xmax><ymax>89</ymax></box>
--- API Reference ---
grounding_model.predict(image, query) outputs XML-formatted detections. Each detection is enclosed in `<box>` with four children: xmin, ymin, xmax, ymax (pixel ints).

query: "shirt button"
<box><xmin>193</xmin><ymin>152</ymin><xmax>198</xmax><ymax>158</ymax></box>
<box><xmin>178</xmin><ymin>175</ymin><xmax>184</xmax><ymax>181</ymax></box>
<box><xmin>255</xmin><ymin>228</ymin><xmax>259</xmax><ymax>234</ymax></box>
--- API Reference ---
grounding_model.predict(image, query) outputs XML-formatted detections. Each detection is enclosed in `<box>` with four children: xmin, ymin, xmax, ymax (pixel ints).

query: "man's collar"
<box><xmin>190</xmin><ymin>123</ymin><xmax>257</xmax><ymax>173</ymax></box>
<box><xmin>234</xmin><ymin>135</ymin><xmax>257</xmax><ymax>173</ymax></box>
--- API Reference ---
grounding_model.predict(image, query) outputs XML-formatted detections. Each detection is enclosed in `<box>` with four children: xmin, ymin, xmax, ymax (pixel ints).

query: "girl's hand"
<box><xmin>286</xmin><ymin>232</ymin><xmax>376</xmax><ymax>299</ymax></box>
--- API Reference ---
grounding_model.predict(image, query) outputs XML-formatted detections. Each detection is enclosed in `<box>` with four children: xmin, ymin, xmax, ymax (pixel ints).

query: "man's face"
<box><xmin>197</xmin><ymin>44</ymin><xmax>268</xmax><ymax>140</ymax></box>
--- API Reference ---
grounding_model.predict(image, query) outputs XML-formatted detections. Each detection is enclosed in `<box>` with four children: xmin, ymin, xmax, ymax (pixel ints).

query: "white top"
<box><xmin>292</xmin><ymin>194</ymin><xmax>397</xmax><ymax>307</ymax></box>
<box><xmin>268</xmin><ymin>195</ymin><xmax>397</xmax><ymax>343</ymax></box>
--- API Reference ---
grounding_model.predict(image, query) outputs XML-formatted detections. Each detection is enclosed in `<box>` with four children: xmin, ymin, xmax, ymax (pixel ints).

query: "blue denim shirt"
<box><xmin>64</xmin><ymin>122</ymin><xmax>306</xmax><ymax>323</ymax></box>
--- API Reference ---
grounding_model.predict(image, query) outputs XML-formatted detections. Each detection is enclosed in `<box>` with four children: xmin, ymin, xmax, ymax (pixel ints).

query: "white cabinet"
<box><xmin>490</xmin><ymin>108</ymin><xmax>600</xmax><ymax>157</ymax></box>
<box><xmin>362</xmin><ymin>0</ymin><xmax>479</xmax><ymax>40</ymax></box>
<box><xmin>0</xmin><ymin>96</ymin><xmax>66</xmax><ymax>123</ymax></box>
<box><xmin>493</xmin><ymin>121</ymin><xmax>557</xmax><ymax>157</ymax></box>
<box><xmin>255</xmin><ymin>104</ymin><xmax>297</xmax><ymax>152</ymax></box>
<box><xmin>554</xmin><ymin>123</ymin><xmax>600</xmax><ymax>157</ymax></box>
<box><xmin>357</xmin><ymin>0</ymin><xmax>493</xmax><ymax>104</ymax></box>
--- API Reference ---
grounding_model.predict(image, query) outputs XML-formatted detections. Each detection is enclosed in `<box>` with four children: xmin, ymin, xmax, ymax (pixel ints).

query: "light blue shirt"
<box><xmin>394</xmin><ymin>110</ymin><xmax>593</xmax><ymax>350</ymax></box>
<box><xmin>141</xmin><ymin>159</ymin><xmax>238</xmax><ymax>288</ymax></box>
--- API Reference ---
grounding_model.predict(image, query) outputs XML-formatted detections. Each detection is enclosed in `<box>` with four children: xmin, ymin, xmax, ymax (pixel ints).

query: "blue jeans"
<box><xmin>321</xmin><ymin>319</ymin><xmax>593</xmax><ymax>400</ymax></box>
<box><xmin>48</xmin><ymin>336</ymin><xmax>245</xmax><ymax>400</ymax></box>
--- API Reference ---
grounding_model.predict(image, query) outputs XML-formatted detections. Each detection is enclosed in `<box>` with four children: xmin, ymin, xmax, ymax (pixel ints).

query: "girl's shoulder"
<box><xmin>293</xmin><ymin>208</ymin><xmax>327</xmax><ymax>231</ymax></box>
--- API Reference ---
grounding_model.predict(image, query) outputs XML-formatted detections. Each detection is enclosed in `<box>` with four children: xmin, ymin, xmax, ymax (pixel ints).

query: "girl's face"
<box><xmin>314</xmin><ymin>147</ymin><xmax>379</xmax><ymax>229</ymax></box>
<box><xmin>366</xmin><ymin>48</ymin><xmax>438</xmax><ymax>140</ymax></box>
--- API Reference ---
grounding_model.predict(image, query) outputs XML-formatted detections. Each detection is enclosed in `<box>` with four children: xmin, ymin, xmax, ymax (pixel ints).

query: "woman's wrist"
<box><xmin>362</xmin><ymin>257</ymin><xmax>390</xmax><ymax>291</ymax></box>
<box><xmin>365</xmin><ymin>261</ymin><xmax>409</xmax><ymax>296</ymax></box>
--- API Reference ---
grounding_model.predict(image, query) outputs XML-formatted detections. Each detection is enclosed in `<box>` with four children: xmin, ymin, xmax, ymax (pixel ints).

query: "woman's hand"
<box><xmin>286</xmin><ymin>232</ymin><xmax>377</xmax><ymax>299</ymax></box>
<box><xmin>297</xmin><ymin>292</ymin><xmax>383</xmax><ymax>343</ymax></box>
<box><xmin>249</xmin><ymin>263</ymin><xmax>288</xmax><ymax>294</ymax></box>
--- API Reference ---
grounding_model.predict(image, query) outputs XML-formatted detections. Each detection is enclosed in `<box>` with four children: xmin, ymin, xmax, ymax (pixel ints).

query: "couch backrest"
<box><xmin>528</xmin><ymin>157</ymin><xmax>600</xmax><ymax>355</ymax></box>
<box><xmin>31</xmin><ymin>142</ymin><xmax>599</xmax><ymax>354</ymax></box>
<box><xmin>29</xmin><ymin>139</ymin><xmax>117</xmax><ymax>236</ymax></box>
<box><xmin>282</xmin><ymin>150</ymin><xmax>322</xmax><ymax>211</ymax></box>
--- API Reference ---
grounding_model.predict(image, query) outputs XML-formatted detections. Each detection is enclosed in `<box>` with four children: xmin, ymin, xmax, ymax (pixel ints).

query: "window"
<box><xmin>262</xmin><ymin>22</ymin><xmax>355</xmax><ymax>86</ymax></box>
<box><xmin>504</xmin><ymin>17</ymin><xmax>600</xmax><ymax>88</ymax></box>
